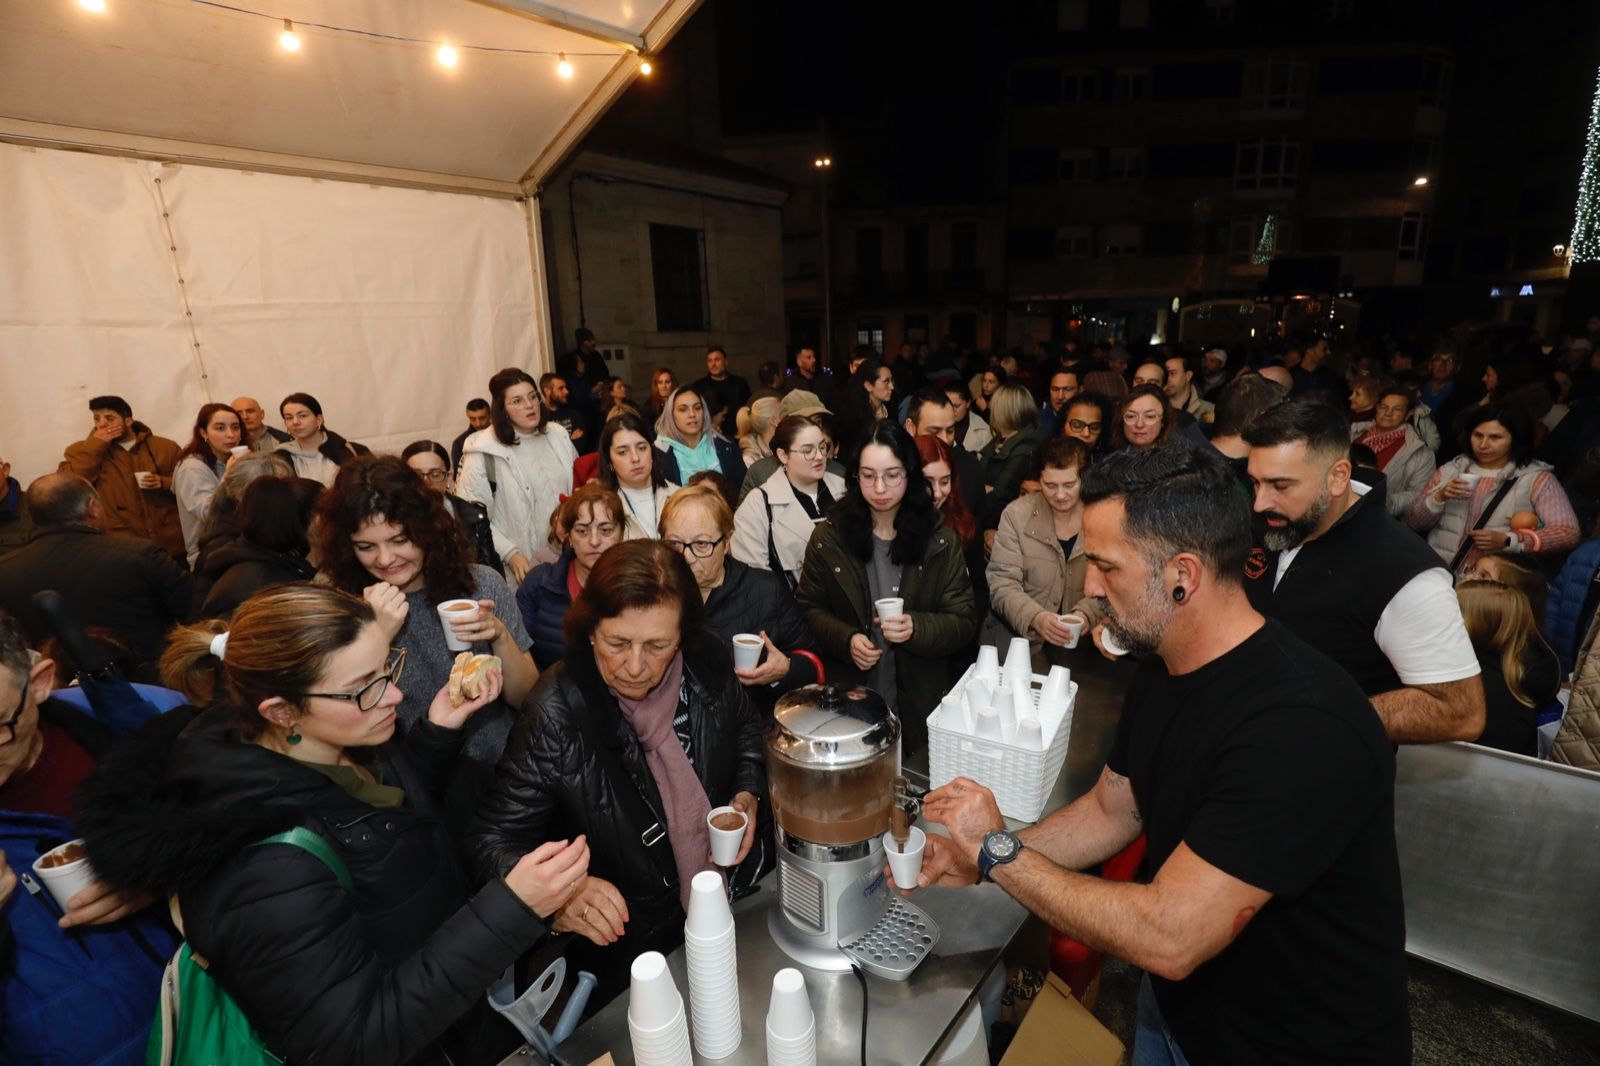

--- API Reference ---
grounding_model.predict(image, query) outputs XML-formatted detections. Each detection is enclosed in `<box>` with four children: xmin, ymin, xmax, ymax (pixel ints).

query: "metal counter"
<box><xmin>535</xmin><ymin>646</ymin><xmax>1134</xmax><ymax>1066</ymax></box>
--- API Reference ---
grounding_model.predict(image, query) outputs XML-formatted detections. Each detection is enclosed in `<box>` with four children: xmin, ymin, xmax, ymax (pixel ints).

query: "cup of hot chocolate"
<box><xmin>134</xmin><ymin>472</ymin><xmax>160</xmax><ymax>490</ymax></box>
<box><xmin>706</xmin><ymin>806</ymin><xmax>747</xmax><ymax>866</ymax></box>
<box><xmin>731</xmin><ymin>633</ymin><xmax>763</xmax><ymax>671</ymax></box>
<box><xmin>436</xmin><ymin>599</ymin><xmax>480</xmax><ymax>652</ymax></box>
<box><xmin>229</xmin><ymin>445</ymin><xmax>250</xmax><ymax>458</ymax></box>
<box><xmin>1059</xmin><ymin>613</ymin><xmax>1086</xmax><ymax>648</ymax></box>
<box><xmin>32</xmin><ymin>839</ymin><xmax>97</xmax><ymax>912</ymax></box>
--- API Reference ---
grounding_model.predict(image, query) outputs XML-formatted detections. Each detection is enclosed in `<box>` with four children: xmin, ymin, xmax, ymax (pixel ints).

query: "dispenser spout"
<box><xmin>891</xmin><ymin>776</ymin><xmax>921</xmax><ymax>853</ymax></box>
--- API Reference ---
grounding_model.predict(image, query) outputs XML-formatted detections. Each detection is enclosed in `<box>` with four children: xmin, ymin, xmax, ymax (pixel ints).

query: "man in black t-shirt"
<box><xmin>918</xmin><ymin>442</ymin><xmax>1409</xmax><ymax>1066</ymax></box>
<box><xmin>690</xmin><ymin>346</ymin><xmax>751</xmax><ymax>426</ymax></box>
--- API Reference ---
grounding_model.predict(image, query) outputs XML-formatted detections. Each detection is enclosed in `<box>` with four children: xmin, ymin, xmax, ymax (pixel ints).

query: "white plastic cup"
<box><xmin>436</xmin><ymin>598</ymin><xmax>479</xmax><ymax>652</ymax></box>
<box><xmin>1011</xmin><ymin>680</ymin><xmax>1032</xmax><ymax>722</ymax></box>
<box><xmin>874</xmin><ymin>597</ymin><xmax>904</xmax><ymax>622</ymax></box>
<box><xmin>974</xmin><ymin>645</ymin><xmax>1001</xmax><ymax>687</ymax></box>
<box><xmin>1013</xmin><ymin>716</ymin><xmax>1045</xmax><ymax>751</ymax></box>
<box><xmin>964</xmin><ymin>676</ymin><xmax>992</xmax><ymax>716</ymax></box>
<box><xmin>629</xmin><ymin>951</ymin><xmax>685</xmax><ymax>1030</ymax></box>
<box><xmin>1040</xmin><ymin>665</ymin><xmax>1070</xmax><ymax>705</ymax></box>
<box><xmin>229</xmin><ymin>445</ymin><xmax>250</xmax><ymax>458</ymax></box>
<box><xmin>993</xmin><ymin>686</ymin><xmax>1017</xmax><ymax>740</ymax></box>
<box><xmin>134</xmin><ymin>471</ymin><xmax>160</xmax><ymax>489</ymax></box>
<box><xmin>766</xmin><ymin>1022</ymin><xmax>817</xmax><ymax>1066</ymax></box>
<box><xmin>1060</xmin><ymin>614</ymin><xmax>1085</xmax><ymax>648</ymax></box>
<box><xmin>1455</xmin><ymin>471</ymin><xmax>1481</xmax><ymax>488</ymax></box>
<box><xmin>938</xmin><ymin>693</ymin><xmax>969</xmax><ymax>733</ymax></box>
<box><xmin>31</xmin><ymin>839</ymin><xmax>96</xmax><ymax>912</ymax></box>
<box><xmin>686</xmin><ymin>869</ymin><xmax>734</xmax><ymax>937</ymax></box>
<box><xmin>706</xmin><ymin>806</ymin><xmax>747</xmax><ymax>867</ymax></box>
<box><xmin>1100</xmin><ymin>626</ymin><xmax>1129</xmax><ymax>658</ymax></box>
<box><xmin>973</xmin><ymin>704</ymin><xmax>1002</xmax><ymax>740</ymax></box>
<box><xmin>732</xmin><ymin>633</ymin><xmax>763</xmax><ymax>671</ymax></box>
<box><xmin>767</xmin><ymin>968</ymin><xmax>815</xmax><ymax>1040</ymax></box>
<box><xmin>883</xmin><ymin>826</ymin><xmax>926</xmax><ymax>889</ymax></box>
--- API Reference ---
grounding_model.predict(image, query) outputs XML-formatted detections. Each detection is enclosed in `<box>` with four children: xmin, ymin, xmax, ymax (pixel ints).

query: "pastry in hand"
<box><xmin>447</xmin><ymin>651</ymin><xmax>503</xmax><ymax>707</ymax></box>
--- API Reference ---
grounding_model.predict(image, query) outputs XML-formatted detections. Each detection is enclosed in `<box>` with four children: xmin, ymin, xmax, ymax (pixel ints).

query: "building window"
<box><xmin>1119</xmin><ymin>0</ymin><xmax>1150</xmax><ymax>28</ymax></box>
<box><xmin>1204</xmin><ymin>0</ymin><xmax>1236</xmax><ymax>24</ymax></box>
<box><xmin>1056</xmin><ymin>0</ymin><xmax>1087</xmax><ymax>30</ymax></box>
<box><xmin>856</xmin><ymin>318</ymin><xmax>885</xmax><ymax>354</ymax></box>
<box><xmin>1323</xmin><ymin>0</ymin><xmax>1354</xmax><ymax>20</ymax></box>
<box><xmin>951</xmin><ymin>222</ymin><xmax>978</xmax><ymax>271</ymax></box>
<box><xmin>1242</xmin><ymin>57</ymin><xmax>1307</xmax><ymax>111</ymax></box>
<box><xmin>1103</xmin><ymin>224</ymin><xmax>1141</xmax><ymax>257</ymax></box>
<box><xmin>1060</xmin><ymin>150</ymin><xmax>1095</xmax><ymax>182</ymax></box>
<box><xmin>1399</xmin><ymin>212</ymin><xmax>1427</xmax><ymax>261</ymax></box>
<box><xmin>1107</xmin><ymin>148</ymin><xmax>1146</xmax><ymax>180</ymax></box>
<box><xmin>649</xmin><ymin>224</ymin><xmax>708</xmax><ymax>332</ymax></box>
<box><xmin>1062</xmin><ymin>69</ymin><xmax>1098</xmax><ymax>103</ymax></box>
<box><xmin>1236</xmin><ymin>137</ymin><xmax>1299</xmax><ymax>190</ymax></box>
<box><xmin>1112</xmin><ymin>67</ymin><xmax>1150</xmax><ymax>102</ymax></box>
<box><xmin>1420</xmin><ymin>56</ymin><xmax>1452</xmax><ymax>107</ymax></box>
<box><xmin>1057</xmin><ymin>226</ymin><xmax>1092</xmax><ymax>258</ymax></box>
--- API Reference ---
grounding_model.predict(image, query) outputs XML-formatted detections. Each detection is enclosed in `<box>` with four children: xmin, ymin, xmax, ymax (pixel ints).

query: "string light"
<box><xmin>437</xmin><ymin>42</ymin><xmax>458</xmax><ymax>68</ymax></box>
<box><xmin>639</xmin><ymin>59</ymin><xmax>653</xmax><ymax>75</ymax></box>
<box><xmin>1571</xmin><ymin>67</ymin><xmax>1600</xmax><ymax>264</ymax></box>
<box><xmin>78</xmin><ymin>0</ymin><xmax>108</xmax><ymax>12</ymax></box>
<box><xmin>278</xmin><ymin>18</ymin><xmax>300</xmax><ymax>52</ymax></box>
<box><xmin>557</xmin><ymin>53</ymin><xmax>573</xmax><ymax>79</ymax></box>
<box><xmin>1412</xmin><ymin>176</ymin><xmax>1429</xmax><ymax>187</ymax></box>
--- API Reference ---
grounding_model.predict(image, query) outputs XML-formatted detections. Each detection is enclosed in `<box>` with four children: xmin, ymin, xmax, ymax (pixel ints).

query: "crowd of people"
<box><xmin>2</xmin><ymin>320</ymin><xmax>1599</xmax><ymax>1064</ymax></box>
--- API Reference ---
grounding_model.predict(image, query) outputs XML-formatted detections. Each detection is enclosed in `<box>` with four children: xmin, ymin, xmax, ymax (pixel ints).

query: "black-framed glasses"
<box><xmin>1067</xmin><ymin>419</ymin><xmax>1102</xmax><ymax>433</ymax></box>
<box><xmin>300</xmin><ymin>648</ymin><xmax>407</xmax><ymax>711</ymax></box>
<box><xmin>665</xmin><ymin>535</ymin><xmax>725</xmax><ymax>559</ymax></box>
<box><xmin>0</xmin><ymin>679</ymin><xmax>27</xmax><ymax>746</ymax></box>
<box><xmin>415</xmin><ymin>469</ymin><xmax>449</xmax><ymax>483</ymax></box>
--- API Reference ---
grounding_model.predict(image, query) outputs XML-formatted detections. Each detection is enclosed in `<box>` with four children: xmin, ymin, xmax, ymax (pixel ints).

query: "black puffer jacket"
<box><xmin>199</xmin><ymin>537</ymin><xmax>316</xmax><ymax>618</ymax></box>
<box><xmin>703</xmin><ymin>558</ymin><xmax>821</xmax><ymax>716</ymax></box>
<box><xmin>448</xmin><ymin>492</ymin><xmax>504</xmax><ymax>576</ymax></box>
<box><xmin>467</xmin><ymin>637</ymin><xmax>766</xmax><ymax>1001</ymax></box>
<box><xmin>76</xmin><ymin>705</ymin><xmax>542</xmax><ymax>1065</ymax></box>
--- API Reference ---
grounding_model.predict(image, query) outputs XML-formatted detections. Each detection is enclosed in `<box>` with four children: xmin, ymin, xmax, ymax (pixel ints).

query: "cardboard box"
<box><xmin>1000</xmin><ymin>971</ymin><xmax>1125</xmax><ymax>1066</ymax></box>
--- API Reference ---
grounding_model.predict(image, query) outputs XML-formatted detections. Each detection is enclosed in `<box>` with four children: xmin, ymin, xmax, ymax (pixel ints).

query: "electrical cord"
<box><xmin>851</xmin><ymin>962</ymin><xmax>869</xmax><ymax>1066</ymax></box>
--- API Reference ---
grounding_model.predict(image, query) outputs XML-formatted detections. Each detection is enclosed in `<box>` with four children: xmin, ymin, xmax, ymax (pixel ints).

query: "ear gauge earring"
<box><xmin>1172</xmin><ymin>586</ymin><xmax>1186</xmax><ymax>603</ymax></box>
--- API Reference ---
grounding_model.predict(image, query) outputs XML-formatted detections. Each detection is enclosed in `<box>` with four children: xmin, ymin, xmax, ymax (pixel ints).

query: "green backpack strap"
<box><xmin>252</xmin><ymin>827</ymin><xmax>353</xmax><ymax>893</ymax></box>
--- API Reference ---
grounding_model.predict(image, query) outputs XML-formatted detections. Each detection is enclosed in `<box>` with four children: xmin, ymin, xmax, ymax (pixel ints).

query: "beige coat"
<box><xmin>731</xmin><ymin>468</ymin><xmax>846</xmax><ymax>583</ymax></box>
<box><xmin>983</xmin><ymin>493</ymin><xmax>1105</xmax><ymax>661</ymax></box>
<box><xmin>1548</xmin><ymin>609</ymin><xmax>1600</xmax><ymax>771</ymax></box>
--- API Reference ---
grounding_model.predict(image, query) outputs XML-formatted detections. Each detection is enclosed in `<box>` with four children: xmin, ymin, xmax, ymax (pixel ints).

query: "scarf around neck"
<box><xmin>661</xmin><ymin>433</ymin><xmax>720</xmax><ymax>480</ymax></box>
<box><xmin>612</xmin><ymin>651</ymin><xmax>714</xmax><ymax>909</ymax></box>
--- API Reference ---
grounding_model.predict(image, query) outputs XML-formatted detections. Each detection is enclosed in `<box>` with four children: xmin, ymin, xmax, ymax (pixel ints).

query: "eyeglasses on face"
<box><xmin>786</xmin><ymin>444</ymin><xmax>825</xmax><ymax>459</ymax></box>
<box><xmin>1122</xmin><ymin>412</ymin><xmax>1161</xmax><ymax>426</ymax></box>
<box><xmin>858</xmin><ymin>469</ymin><xmax>907</xmax><ymax>487</ymax></box>
<box><xmin>665</xmin><ymin>535</ymin><xmax>725</xmax><ymax>559</ymax></box>
<box><xmin>416</xmin><ymin>469</ymin><xmax>449</xmax><ymax>483</ymax></box>
<box><xmin>1067</xmin><ymin>419</ymin><xmax>1102</xmax><ymax>433</ymax></box>
<box><xmin>300</xmin><ymin>648</ymin><xmax>407</xmax><ymax>712</ymax></box>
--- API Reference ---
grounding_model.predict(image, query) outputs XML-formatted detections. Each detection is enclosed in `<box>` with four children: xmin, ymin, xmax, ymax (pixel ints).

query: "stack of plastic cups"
<box><xmin>766</xmin><ymin>968</ymin><xmax>818</xmax><ymax>1065</ymax></box>
<box><xmin>684</xmin><ymin>871</ymin><xmax>741</xmax><ymax>1059</ymax></box>
<box><xmin>628</xmin><ymin>952</ymin><xmax>692</xmax><ymax>1066</ymax></box>
<box><xmin>974</xmin><ymin>645</ymin><xmax>1001</xmax><ymax>688</ymax></box>
<box><xmin>993</xmin><ymin>684</ymin><xmax>1017</xmax><ymax>739</ymax></box>
<box><xmin>1038</xmin><ymin>665</ymin><xmax>1070</xmax><ymax>738</ymax></box>
<box><xmin>1002</xmin><ymin>637</ymin><xmax>1032</xmax><ymax>690</ymax></box>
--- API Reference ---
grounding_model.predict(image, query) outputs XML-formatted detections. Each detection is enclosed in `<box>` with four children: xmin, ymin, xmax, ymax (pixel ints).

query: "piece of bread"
<box><xmin>448</xmin><ymin>651</ymin><xmax>503</xmax><ymax>706</ymax></box>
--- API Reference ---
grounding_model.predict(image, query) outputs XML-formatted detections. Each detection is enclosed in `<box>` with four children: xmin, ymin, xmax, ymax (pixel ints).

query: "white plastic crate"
<box><xmin>925</xmin><ymin>662</ymin><xmax>1075</xmax><ymax>824</ymax></box>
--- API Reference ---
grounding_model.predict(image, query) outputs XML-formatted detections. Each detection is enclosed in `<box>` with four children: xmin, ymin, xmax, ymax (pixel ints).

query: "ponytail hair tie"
<box><xmin>209</xmin><ymin>631</ymin><xmax>229</xmax><ymax>661</ymax></box>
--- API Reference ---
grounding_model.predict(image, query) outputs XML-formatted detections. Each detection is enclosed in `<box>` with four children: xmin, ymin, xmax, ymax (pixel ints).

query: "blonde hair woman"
<box><xmin>979</xmin><ymin>382</ymin><xmax>1046</xmax><ymax>528</ymax></box>
<box><xmin>737</xmin><ymin>396</ymin><xmax>782</xmax><ymax>467</ymax></box>
<box><xmin>1455</xmin><ymin>579</ymin><xmax>1560</xmax><ymax>756</ymax></box>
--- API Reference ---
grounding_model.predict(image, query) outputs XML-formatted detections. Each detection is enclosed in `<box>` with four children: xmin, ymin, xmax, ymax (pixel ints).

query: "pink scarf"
<box><xmin>613</xmin><ymin>652</ymin><xmax>714</xmax><ymax>910</ymax></box>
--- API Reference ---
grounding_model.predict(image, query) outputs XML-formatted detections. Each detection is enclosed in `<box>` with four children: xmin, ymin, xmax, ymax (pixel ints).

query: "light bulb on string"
<box><xmin>437</xmin><ymin>43</ymin><xmax>458</xmax><ymax>68</ymax></box>
<box><xmin>279</xmin><ymin>19</ymin><xmax>301</xmax><ymax>52</ymax></box>
<box><xmin>639</xmin><ymin>59</ymin><xmax>653</xmax><ymax>75</ymax></box>
<box><xmin>557</xmin><ymin>53</ymin><xmax>573</xmax><ymax>79</ymax></box>
<box><xmin>78</xmin><ymin>0</ymin><xmax>107</xmax><ymax>13</ymax></box>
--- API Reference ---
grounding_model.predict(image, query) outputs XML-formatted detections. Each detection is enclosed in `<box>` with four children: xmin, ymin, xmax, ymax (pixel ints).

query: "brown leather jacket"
<box><xmin>60</xmin><ymin>425</ymin><xmax>184</xmax><ymax>559</ymax></box>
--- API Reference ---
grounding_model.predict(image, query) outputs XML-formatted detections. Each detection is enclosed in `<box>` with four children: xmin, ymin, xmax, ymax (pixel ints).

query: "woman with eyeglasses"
<box><xmin>458</xmin><ymin>368</ymin><xmax>578</xmax><ymax>586</ymax></box>
<box><xmin>795</xmin><ymin>422</ymin><xmax>977</xmax><ymax>755</ymax></box>
<box><xmin>469</xmin><ymin>540</ymin><xmax>767</xmax><ymax>1004</ymax></box>
<box><xmin>318</xmin><ymin>456</ymin><xmax>538</xmax><ymax>804</ymax></box>
<box><xmin>76</xmin><ymin>584</ymin><xmax>591</xmax><ymax>1065</ymax></box>
<box><xmin>731</xmin><ymin>416</ymin><xmax>846</xmax><ymax>589</ymax></box>
<box><xmin>1350</xmin><ymin>387</ymin><xmax>1437</xmax><ymax>517</ymax></box>
<box><xmin>517</xmin><ymin>482</ymin><xmax>626</xmax><ymax>669</ymax></box>
<box><xmin>403</xmin><ymin>440</ymin><xmax>504</xmax><ymax>575</ymax></box>
<box><xmin>1112</xmin><ymin>384</ymin><xmax>1177</xmax><ymax>452</ymax></box>
<box><xmin>1060</xmin><ymin>393</ymin><xmax>1113</xmax><ymax>453</ymax></box>
<box><xmin>661</xmin><ymin>483</ymin><xmax>821</xmax><ymax>715</ymax></box>
<box><xmin>653</xmin><ymin>385</ymin><xmax>746</xmax><ymax>498</ymax></box>
<box><xmin>597</xmin><ymin>412</ymin><xmax>680</xmax><ymax>540</ymax></box>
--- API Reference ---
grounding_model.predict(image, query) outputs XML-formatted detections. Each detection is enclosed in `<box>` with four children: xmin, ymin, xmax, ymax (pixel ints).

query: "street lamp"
<box><xmin>1413</xmin><ymin>176</ymin><xmax>1430</xmax><ymax>187</ymax></box>
<box><xmin>815</xmin><ymin>155</ymin><xmax>833</xmax><ymax>366</ymax></box>
<box><xmin>814</xmin><ymin>157</ymin><xmax>832</xmax><ymax>168</ymax></box>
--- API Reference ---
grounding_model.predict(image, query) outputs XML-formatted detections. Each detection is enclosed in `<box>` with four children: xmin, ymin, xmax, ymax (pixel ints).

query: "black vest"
<box><xmin>1244</xmin><ymin>473</ymin><xmax>1445</xmax><ymax>696</ymax></box>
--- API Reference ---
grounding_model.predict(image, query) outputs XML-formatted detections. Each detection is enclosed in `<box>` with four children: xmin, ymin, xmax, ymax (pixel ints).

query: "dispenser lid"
<box><xmin>768</xmin><ymin>684</ymin><xmax>900</xmax><ymax>768</ymax></box>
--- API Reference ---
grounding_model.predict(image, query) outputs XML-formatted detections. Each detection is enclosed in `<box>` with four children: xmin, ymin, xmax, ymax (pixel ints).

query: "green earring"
<box><xmin>286</xmin><ymin>729</ymin><xmax>301</xmax><ymax>745</ymax></box>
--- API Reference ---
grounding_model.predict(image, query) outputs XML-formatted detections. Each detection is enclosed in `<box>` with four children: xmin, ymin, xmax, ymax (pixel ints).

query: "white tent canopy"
<box><xmin>0</xmin><ymin>0</ymin><xmax>698</xmax><ymax>480</ymax></box>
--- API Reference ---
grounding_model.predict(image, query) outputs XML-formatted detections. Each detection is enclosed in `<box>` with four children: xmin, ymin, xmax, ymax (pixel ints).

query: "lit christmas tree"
<box><xmin>1570</xmin><ymin>69</ymin><xmax>1600</xmax><ymax>263</ymax></box>
<box><xmin>1252</xmin><ymin>213</ymin><xmax>1278</xmax><ymax>265</ymax></box>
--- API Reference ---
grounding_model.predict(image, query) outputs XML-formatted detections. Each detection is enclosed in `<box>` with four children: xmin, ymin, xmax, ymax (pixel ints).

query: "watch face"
<box><xmin>986</xmin><ymin>831</ymin><xmax>1019</xmax><ymax>860</ymax></box>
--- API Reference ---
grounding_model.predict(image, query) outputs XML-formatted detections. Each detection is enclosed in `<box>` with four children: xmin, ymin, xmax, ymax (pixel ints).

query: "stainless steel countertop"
<box><xmin>524</xmin><ymin>646</ymin><xmax>1134</xmax><ymax>1066</ymax></box>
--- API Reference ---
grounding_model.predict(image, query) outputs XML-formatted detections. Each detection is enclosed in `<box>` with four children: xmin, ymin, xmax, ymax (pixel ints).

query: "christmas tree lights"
<box><xmin>1252</xmin><ymin>213</ymin><xmax>1277</xmax><ymax>265</ymax></box>
<box><xmin>1569</xmin><ymin>68</ymin><xmax>1600</xmax><ymax>263</ymax></box>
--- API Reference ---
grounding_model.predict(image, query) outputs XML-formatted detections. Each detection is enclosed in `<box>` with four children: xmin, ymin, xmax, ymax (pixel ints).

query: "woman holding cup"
<box><xmin>795</xmin><ymin>422</ymin><xmax>977</xmax><ymax>755</ymax></box>
<box><xmin>661</xmin><ymin>482</ymin><xmax>822</xmax><ymax>715</ymax></box>
<box><xmin>74</xmin><ymin>585</ymin><xmax>589</xmax><ymax>1065</ymax></box>
<box><xmin>1406</xmin><ymin>404</ymin><xmax>1580</xmax><ymax>577</ymax></box>
<box><xmin>317</xmin><ymin>456</ymin><xmax>537</xmax><ymax>801</ymax></box>
<box><xmin>985</xmin><ymin>438</ymin><xmax>1106</xmax><ymax>667</ymax></box>
<box><xmin>516</xmin><ymin>483</ymin><xmax>626</xmax><ymax>668</ymax></box>
<box><xmin>468</xmin><ymin>540</ymin><xmax>767</xmax><ymax>1003</ymax></box>
<box><xmin>172</xmin><ymin>403</ymin><xmax>244</xmax><ymax>566</ymax></box>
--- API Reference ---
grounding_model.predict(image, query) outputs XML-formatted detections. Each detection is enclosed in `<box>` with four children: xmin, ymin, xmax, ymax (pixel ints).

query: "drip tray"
<box><xmin>839</xmin><ymin>895</ymin><xmax>939</xmax><ymax>981</ymax></box>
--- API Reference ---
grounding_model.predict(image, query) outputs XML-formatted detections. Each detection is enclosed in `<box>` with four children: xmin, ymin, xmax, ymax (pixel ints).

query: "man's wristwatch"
<box><xmin>977</xmin><ymin>829</ymin><xmax>1023</xmax><ymax>882</ymax></box>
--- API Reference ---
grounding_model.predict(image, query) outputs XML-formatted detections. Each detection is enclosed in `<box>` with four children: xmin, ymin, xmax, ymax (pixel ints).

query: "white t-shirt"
<box><xmin>1274</xmin><ymin>483</ymin><xmax>1478</xmax><ymax>687</ymax></box>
